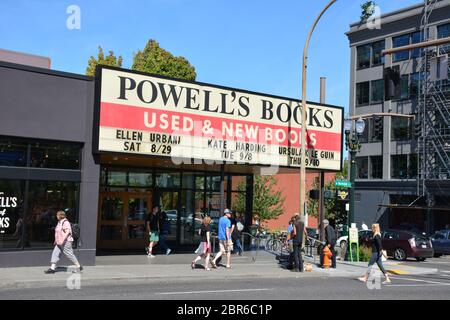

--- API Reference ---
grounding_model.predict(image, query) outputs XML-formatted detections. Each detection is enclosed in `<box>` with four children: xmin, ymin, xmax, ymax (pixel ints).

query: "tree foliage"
<box><xmin>132</xmin><ymin>40</ymin><xmax>196</xmax><ymax>81</ymax></box>
<box><xmin>360</xmin><ymin>1</ymin><xmax>376</xmax><ymax>22</ymax></box>
<box><xmin>235</xmin><ymin>175</ymin><xmax>285</xmax><ymax>224</ymax></box>
<box><xmin>86</xmin><ymin>46</ymin><xmax>123</xmax><ymax>76</ymax></box>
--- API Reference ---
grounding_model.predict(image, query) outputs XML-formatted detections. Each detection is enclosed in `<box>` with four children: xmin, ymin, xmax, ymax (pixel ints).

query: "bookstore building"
<box><xmin>0</xmin><ymin>61</ymin><xmax>343</xmax><ymax>267</ymax></box>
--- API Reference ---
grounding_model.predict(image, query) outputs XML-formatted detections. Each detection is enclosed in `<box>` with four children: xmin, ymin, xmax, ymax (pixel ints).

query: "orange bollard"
<box><xmin>323</xmin><ymin>246</ymin><xmax>333</xmax><ymax>268</ymax></box>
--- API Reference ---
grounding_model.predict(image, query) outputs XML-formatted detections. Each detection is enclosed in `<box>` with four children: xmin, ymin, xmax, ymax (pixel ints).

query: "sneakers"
<box><xmin>166</xmin><ymin>249</ymin><xmax>171</xmax><ymax>255</ymax></box>
<box><xmin>382</xmin><ymin>279</ymin><xmax>392</xmax><ymax>284</ymax></box>
<box><xmin>44</xmin><ymin>268</ymin><xmax>56</xmax><ymax>274</ymax></box>
<box><xmin>147</xmin><ymin>254</ymin><xmax>156</xmax><ymax>258</ymax></box>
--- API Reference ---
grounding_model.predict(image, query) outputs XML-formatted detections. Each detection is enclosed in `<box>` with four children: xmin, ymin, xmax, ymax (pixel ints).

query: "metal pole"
<box><xmin>349</xmin><ymin>149</ymin><xmax>357</xmax><ymax>228</ymax></box>
<box><xmin>300</xmin><ymin>0</ymin><xmax>337</xmax><ymax>238</ymax></box>
<box><xmin>219</xmin><ymin>163</ymin><xmax>225</xmax><ymax>215</ymax></box>
<box><xmin>319</xmin><ymin>77</ymin><xmax>326</xmax><ymax>242</ymax></box>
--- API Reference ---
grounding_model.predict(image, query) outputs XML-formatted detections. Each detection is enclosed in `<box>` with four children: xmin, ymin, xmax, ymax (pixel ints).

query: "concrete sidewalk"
<box><xmin>0</xmin><ymin>252</ymin><xmax>438</xmax><ymax>290</ymax></box>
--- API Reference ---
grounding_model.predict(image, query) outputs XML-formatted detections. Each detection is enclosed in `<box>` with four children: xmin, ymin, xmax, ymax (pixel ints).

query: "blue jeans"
<box><xmin>234</xmin><ymin>238</ymin><xmax>243</xmax><ymax>254</ymax></box>
<box><xmin>367</xmin><ymin>252</ymin><xmax>387</xmax><ymax>274</ymax></box>
<box><xmin>159</xmin><ymin>232</ymin><xmax>170</xmax><ymax>252</ymax></box>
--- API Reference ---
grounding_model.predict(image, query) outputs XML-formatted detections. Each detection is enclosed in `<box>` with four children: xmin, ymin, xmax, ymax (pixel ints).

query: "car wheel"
<box><xmin>394</xmin><ymin>248</ymin><xmax>407</xmax><ymax>261</ymax></box>
<box><xmin>415</xmin><ymin>257</ymin><xmax>426</xmax><ymax>262</ymax></box>
<box><xmin>340</xmin><ymin>240</ymin><xmax>347</xmax><ymax>251</ymax></box>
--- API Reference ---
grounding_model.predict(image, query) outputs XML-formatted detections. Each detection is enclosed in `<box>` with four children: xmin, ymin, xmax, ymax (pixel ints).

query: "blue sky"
<box><xmin>0</xmin><ymin>0</ymin><xmax>421</xmax><ymax>114</ymax></box>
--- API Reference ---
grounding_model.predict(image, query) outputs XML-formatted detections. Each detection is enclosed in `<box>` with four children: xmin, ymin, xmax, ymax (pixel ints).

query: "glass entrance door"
<box><xmin>97</xmin><ymin>191</ymin><xmax>152</xmax><ymax>250</ymax></box>
<box><xmin>157</xmin><ymin>190</ymin><xmax>179</xmax><ymax>243</ymax></box>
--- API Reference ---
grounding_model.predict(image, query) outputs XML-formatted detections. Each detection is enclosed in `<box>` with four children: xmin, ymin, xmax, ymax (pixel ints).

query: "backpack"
<box><xmin>70</xmin><ymin>223</ymin><xmax>81</xmax><ymax>240</ymax></box>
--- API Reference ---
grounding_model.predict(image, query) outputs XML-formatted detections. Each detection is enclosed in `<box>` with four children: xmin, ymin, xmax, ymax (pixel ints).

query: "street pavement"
<box><xmin>0</xmin><ymin>251</ymin><xmax>448</xmax><ymax>300</ymax></box>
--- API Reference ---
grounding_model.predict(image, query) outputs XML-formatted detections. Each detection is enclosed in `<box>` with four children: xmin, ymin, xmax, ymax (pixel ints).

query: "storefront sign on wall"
<box><xmin>0</xmin><ymin>192</ymin><xmax>17</xmax><ymax>233</ymax></box>
<box><xmin>94</xmin><ymin>66</ymin><xmax>344</xmax><ymax>171</ymax></box>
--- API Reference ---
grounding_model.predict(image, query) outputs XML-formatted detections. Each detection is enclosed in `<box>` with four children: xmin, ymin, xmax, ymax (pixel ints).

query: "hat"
<box><xmin>322</xmin><ymin>219</ymin><xmax>329</xmax><ymax>225</ymax></box>
<box><xmin>224</xmin><ymin>208</ymin><xmax>232</xmax><ymax>214</ymax></box>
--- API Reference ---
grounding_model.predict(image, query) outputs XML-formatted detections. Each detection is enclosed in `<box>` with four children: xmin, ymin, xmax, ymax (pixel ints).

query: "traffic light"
<box><xmin>372</xmin><ymin>116</ymin><xmax>383</xmax><ymax>139</ymax></box>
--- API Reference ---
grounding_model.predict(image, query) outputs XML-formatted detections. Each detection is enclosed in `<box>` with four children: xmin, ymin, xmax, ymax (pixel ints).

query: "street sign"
<box><xmin>336</xmin><ymin>190</ymin><xmax>349</xmax><ymax>201</ymax></box>
<box><xmin>323</xmin><ymin>190</ymin><xmax>334</xmax><ymax>199</ymax></box>
<box><xmin>335</xmin><ymin>180</ymin><xmax>352</xmax><ymax>188</ymax></box>
<box><xmin>348</xmin><ymin>226</ymin><xmax>360</xmax><ymax>262</ymax></box>
<box><xmin>349</xmin><ymin>227</ymin><xmax>358</xmax><ymax>243</ymax></box>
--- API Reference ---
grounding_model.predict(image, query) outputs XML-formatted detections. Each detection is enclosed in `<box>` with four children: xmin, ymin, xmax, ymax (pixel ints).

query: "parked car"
<box><xmin>336</xmin><ymin>230</ymin><xmax>373</xmax><ymax>250</ymax></box>
<box><xmin>431</xmin><ymin>230</ymin><xmax>450</xmax><ymax>257</ymax></box>
<box><xmin>381</xmin><ymin>229</ymin><xmax>434</xmax><ymax>261</ymax></box>
<box><xmin>397</xmin><ymin>223</ymin><xmax>428</xmax><ymax>237</ymax></box>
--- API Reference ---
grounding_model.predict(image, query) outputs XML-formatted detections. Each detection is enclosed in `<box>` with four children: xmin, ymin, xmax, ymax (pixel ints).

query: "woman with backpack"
<box><xmin>44</xmin><ymin>210</ymin><xmax>82</xmax><ymax>274</ymax></box>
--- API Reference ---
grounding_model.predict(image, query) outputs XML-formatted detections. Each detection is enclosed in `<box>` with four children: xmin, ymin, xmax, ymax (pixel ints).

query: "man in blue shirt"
<box><xmin>211</xmin><ymin>209</ymin><xmax>232</xmax><ymax>269</ymax></box>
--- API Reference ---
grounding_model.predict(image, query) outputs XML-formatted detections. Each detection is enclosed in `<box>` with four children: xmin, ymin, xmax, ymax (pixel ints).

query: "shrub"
<box><xmin>359</xmin><ymin>245</ymin><xmax>372</xmax><ymax>262</ymax></box>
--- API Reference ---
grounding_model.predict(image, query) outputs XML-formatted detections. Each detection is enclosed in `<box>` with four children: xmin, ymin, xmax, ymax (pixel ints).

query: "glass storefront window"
<box><xmin>128</xmin><ymin>172</ymin><xmax>152</xmax><ymax>187</ymax></box>
<box><xmin>206</xmin><ymin>176</ymin><xmax>222</xmax><ymax>191</ymax></box>
<box><xmin>101</xmin><ymin>197</ymin><xmax>124</xmax><ymax>221</ymax></box>
<box><xmin>128</xmin><ymin>198</ymin><xmax>148</xmax><ymax>221</ymax></box>
<box><xmin>195</xmin><ymin>176</ymin><xmax>205</xmax><ymax>190</ymax></box>
<box><xmin>0</xmin><ymin>138</ymin><xmax>27</xmax><ymax>167</ymax></box>
<box><xmin>27</xmin><ymin>181</ymin><xmax>79</xmax><ymax>249</ymax></box>
<box><xmin>156</xmin><ymin>173</ymin><xmax>180</xmax><ymax>188</ymax></box>
<box><xmin>181</xmin><ymin>173</ymin><xmax>195</xmax><ymax>189</ymax></box>
<box><xmin>30</xmin><ymin>141</ymin><xmax>81</xmax><ymax>170</ymax></box>
<box><xmin>107</xmin><ymin>171</ymin><xmax>127</xmax><ymax>186</ymax></box>
<box><xmin>0</xmin><ymin>180</ymin><xmax>26</xmax><ymax>250</ymax></box>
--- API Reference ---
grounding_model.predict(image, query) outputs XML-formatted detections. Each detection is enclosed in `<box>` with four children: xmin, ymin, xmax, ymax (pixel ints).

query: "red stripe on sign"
<box><xmin>99</xmin><ymin>102</ymin><xmax>342</xmax><ymax>151</ymax></box>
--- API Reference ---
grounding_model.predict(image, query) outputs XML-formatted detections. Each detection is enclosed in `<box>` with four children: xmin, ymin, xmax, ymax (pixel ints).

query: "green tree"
<box><xmin>86</xmin><ymin>46</ymin><xmax>123</xmax><ymax>76</ymax></box>
<box><xmin>360</xmin><ymin>1</ymin><xmax>376</xmax><ymax>22</ymax></box>
<box><xmin>307</xmin><ymin>160</ymin><xmax>349</xmax><ymax>225</ymax></box>
<box><xmin>235</xmin><ymin>175</ymin><xmax>285</xmax><ymax>225</ymax></box>
<box><xmin>132</xmin><ymin>40</ymin><xmax>196</xmax><ymax>81</ymax></box>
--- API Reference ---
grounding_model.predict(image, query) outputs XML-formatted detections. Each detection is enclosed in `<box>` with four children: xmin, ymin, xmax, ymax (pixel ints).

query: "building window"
<box><xmin>393</xmin><ymin>32</ymin><xmax>421</xmax><ymax>62</ymax></box>
<box><xmin>370</xmin><ymin>156</ymin><xmax>383</xmax><ymax>179</ymax></box>
<box><xmin>0</xmin><ymin>136</ymin><xmax>81</xmax><ymax>170</ymax></box>
<box><xmin>409</xmin><ymin>154</ymin><xmax>418</xmax><ymax>179</ymax></box>
<box><xmin>411</xmin><ymin>31</ymin><xmax>422</xmax><ymax>58</ymax></box>
<box><xmin>438</xmin><ymin>23</ymin><xmax>450</xmax><ymax>54</ymax></box>
<box><xmin>357</xmin><ymin>40</ymin><xmax>385</xmax><ymax>69</ymax></box>
<box><xmin>27</xmin><ymin>181</ymin><xmax>79</xmax><ymax>249</ymax></box>
<box><xmin>370</xmin><ymin>79</ymin><xmax>384</xmax><ymax>104</ymax></box>
<box><xmin>391</xmin><ymin>117</ymin><xmax>410</xmax><ymax>141</ymax></box>
<box><xmin>391</xmin><ymin>155</ymin><xmax>408</xmax><ymax>179</ymax></box>
<box><xmin>357</xmin><ymin>44</ymin><xmax>371</xmax><ymax>69</ymax></box>
<box><xmin>359</xmin><ymin>119</ymin><xmax>369</xmax><ymax>143</ymax></box>
<box><xmin>0</xmin><ymin>179</ymin><xmax>79</xmax><ymax>251</ymax></box>
<box><xmin>356</xmin><ymin>157</ymin><xmax>368</xmax><ymax>179</ymax></box>
<box><xmin>393</xmin><ymin>34</ymin><xmax>410</xmax><ymax>62</ymax></box>
<box><xmin>356</xmin><ymin>82</ymin><xmax>370</xmax><ymax>106</ymax></box>
<box><xmin>372</xmin><ymin>40</ymin><xmax>385</xmax><ymax>66</ymax></box>
<box><xmin>410</xmin><ymin>73</ymin><xmax>420</xmax><ymax>97</ymax></box>
<box><xmin>0</xmin><ymin>180</ymin><xmax>26</xmax><ymax>251</ymax></box>
<box><xmin>399</xmin><ymin>75</ymin><xmax>409</xmax><ymax>100</ymax></box>
<box><xmin>0</xmin><ymin>139</ymin><xmax>28</xmax><ymax>167</ymax></box>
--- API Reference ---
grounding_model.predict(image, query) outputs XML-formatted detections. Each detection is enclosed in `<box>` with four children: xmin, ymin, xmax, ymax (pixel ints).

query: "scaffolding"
<box><xmin>417</xmin><ymin>0</ymin><xmax>450</xmax><ymax>195</ymax></box>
